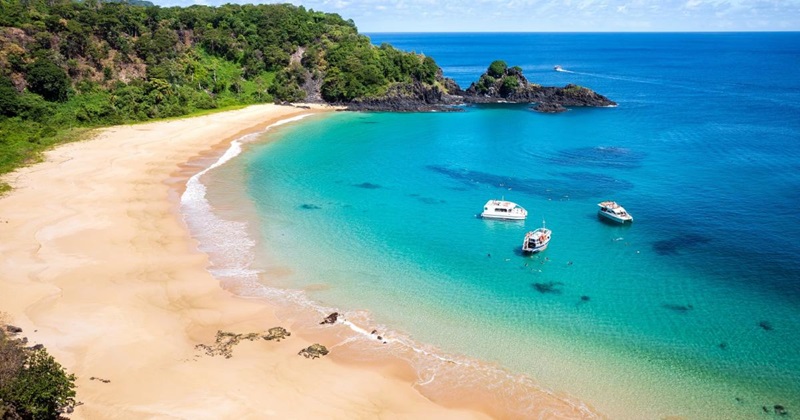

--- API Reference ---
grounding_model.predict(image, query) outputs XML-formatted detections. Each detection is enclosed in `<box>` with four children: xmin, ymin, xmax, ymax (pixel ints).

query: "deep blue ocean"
<box><xmin>198</xmin><ymin>33</ymin><xmax>800</xmax><ymax>419</ymax></box>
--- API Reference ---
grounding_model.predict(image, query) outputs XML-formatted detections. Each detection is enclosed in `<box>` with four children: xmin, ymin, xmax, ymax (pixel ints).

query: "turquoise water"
<box><xmin>199</xmin><ymin>34</ymin><xmax>800</xmax><ymax>419</ymax></box>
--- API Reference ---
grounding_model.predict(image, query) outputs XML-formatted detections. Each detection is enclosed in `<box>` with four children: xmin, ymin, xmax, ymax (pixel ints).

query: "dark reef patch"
<box><xmin>418</xmin><ymin>197</ymin><xmax>446</xmax><ymax>205</ymax></box>
<box><xmin>547</xmin><ymin>146</ymin><xmax>645</xmax><ymax>170</ymax></box>
<box><xmin>662</xmin><ymin>303</ymin><xmax>694</xmax><ymax>313</ymax></box>
<box><xmin>426</xmin><ymin>165</ymin><xmax>633</xmax><ymax>199</ymax></box>
<box><xmin>555</xmin><ymin>171</ymin><xmax>635</xmax><ymax>191</ymax></box>
<box><xmin>758</xmin><ymin>320</ymin><xmax>774</xmax><ymax>331</ymax></box>
<box><xmin>652</xmin><ymin>234</ymin><xmax>711</xmax><ymax>255</ymax></box>
<box><xmin>354</xmin><ymin>182</ymin><xmax>382</xmax><ymax>189</ymax></box>
<box><xmin>533</xmin><ymin>282</ymin><xmax>564</xmax><ymax>294</ymax></box>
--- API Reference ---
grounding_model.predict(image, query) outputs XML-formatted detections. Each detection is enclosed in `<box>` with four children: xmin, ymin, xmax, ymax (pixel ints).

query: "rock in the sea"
<box><xmin>463</xmin><ymin>61</ymin><xmax>616</xmax><ymax>108</ymax></box>
<box><xmin>533</xmin><ymin>103</ymin><xmax>567</xmax><ymax>113</ymax></box>
<box><xmin>532</xmin><ymin>281</ymin><xmax>564</xmax><ymax>294</ymax></box>
<box><xmin>263</xmin><ymin>327</ymin><xmax>291</xmax><ymax>342</ymax></box>
<box><xmin>320</xmin><ymin>312</ymin><xmax>339</xmax><ymax>325</ymax></box>
<box><xmin>298</xmin><ymin>343</ymin><xmax>329</xmax><ymax>359</ymax></box>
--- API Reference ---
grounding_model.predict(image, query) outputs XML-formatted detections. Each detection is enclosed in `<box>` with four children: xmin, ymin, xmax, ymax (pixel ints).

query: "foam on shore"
<box><xmin>179</xmin><ymin>115</ymin><xmax>602</xmax><ymax>419</ymax></box>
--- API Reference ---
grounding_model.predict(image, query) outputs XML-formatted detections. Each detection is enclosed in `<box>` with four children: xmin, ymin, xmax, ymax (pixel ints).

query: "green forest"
<box><xmin>0</xmin><ymin>0</ymin><xmax>445</xmax><ymax>191</ymax></box>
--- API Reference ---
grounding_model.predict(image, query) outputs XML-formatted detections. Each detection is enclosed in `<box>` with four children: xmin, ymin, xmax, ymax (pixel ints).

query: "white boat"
<box><xmin>522</xmin><ymin>223</ymin><xmax>551</xmax><ymax>253</ymax></box>
<box><xmin>481</xmin><ymin>199</ymin><xmax>527</xmax><ymax>220</ymax></box>
<box><xmin>597</xmin><ymin>201</ymin><xmax>633</xmax><ymax>223</ymax></box>
<box><xmin>554</xmin><ymin>65</ymin><xmax>564</xmax><ymax>72</ymax></box>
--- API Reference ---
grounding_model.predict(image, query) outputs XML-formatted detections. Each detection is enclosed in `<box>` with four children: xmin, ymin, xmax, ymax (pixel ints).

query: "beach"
<box><xmin>0</xmin><ymin>103</ymin><xmax>602</xmax><ymax>419</ymax></box>
<box><xmin>0</xmin><ymin>104</ymin><xmax>506</xmax><ymax>419</ymax></box>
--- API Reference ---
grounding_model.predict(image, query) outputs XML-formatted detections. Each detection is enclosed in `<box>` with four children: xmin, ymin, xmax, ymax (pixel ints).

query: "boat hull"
<box><xmin>481</xmin><ymin>212</ymin><xmax>526</xmax><ymax>221</ymax></box>
<box><xmin>598</xmin><ymin>210</ymin><xmax>633</xmax><ymax>223</ymax></box>
<box><xmin>522</xmin><ymin>243</ymin><xmax>549</xmax><ymax>253</ymax></box>
<box><xmin>522</xmin><ymin>228</ymin><xmax>551</xmax><ymax>253</ymax></box>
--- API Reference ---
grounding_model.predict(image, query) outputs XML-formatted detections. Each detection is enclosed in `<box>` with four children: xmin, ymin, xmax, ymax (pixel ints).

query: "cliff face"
<box><xmin>342</xmin><ymin>70</ymin><xmax>463</xmax><ymax>112</ymax></box>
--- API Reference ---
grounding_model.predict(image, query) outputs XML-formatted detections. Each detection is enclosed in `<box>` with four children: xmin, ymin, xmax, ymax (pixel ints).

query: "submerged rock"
<box><xmin>758</xmin><ymin>320</ymin><xmax>774</xmax><ymax>331</ymax></box>
<box><xmin>263</xmin><ymin>327</ymin><xmax>291</xmax><ymax>342</ymax></box>
<box><xmin>533</xmin><ymin>102</ymin><xmax>567</xmax><ymax>113</ymax></box>
<box><xmin>532</xmin><ymin>282</ymin><xmax>564</xmax><ymax>294</ymax></box>
<box><xmin>298</xmin><ymin>343</ymin><xmax>329</xmax><ymax>359</ymax></box>
<box><xmin>662</xmin><ymin>303</ymin><xmax>694</xmax><ymax>313</ymax></box>
<box><xmin>354</xmin><ymin>182</ymin><xmax>381</xmax><ymax>189</ymax></box>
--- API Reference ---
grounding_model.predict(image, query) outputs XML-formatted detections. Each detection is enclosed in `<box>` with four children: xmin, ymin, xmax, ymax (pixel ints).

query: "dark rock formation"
<box><xmin>320</xmin><ymin>312</ymin><xmax>339</xmax><ymax>325</ymax></box>
<box><xmin>532</xmin><ymin>281</ymin><xmax>564</xmax><ymax>294</ymax></box>
<box><xmin>298</xmin><ymin>343</ymin><xmax>329</xmax><ymax>359</ymax></box>
<box><xmin>345</xmin><ymin>79</ymin><xmax>463</xmax><ymax>112</ymax></box>
<box><xmin>5</xmin><ymin>325</ymin><xmax>22</xmax><ymax>334</ymax></box>
<box><xmin>662</xmin><ymin>303</ymin><xmax>694</xmax><ymax>313</ymax></box>
<box><xmin>462</xmin><ymin>63</ymin><xmax>616</xmax><ymax>111</ymax></box>
<box><xmin>263</xmin><ymin>327</ymin><xmax>291</xmax><ymax>342</ymax></box>
<box><xmin>195</xmin><ymin>330</ymin><xmax>262</xmax><ymax>358</ymax></box>
<box><xmin>293</xmin><ymin>60</ymin><xmax>615</xmax><ymax>113</ymax></box>
<box><xmin>533</xmin><ymin>103</ymin><xmax>567</xmax><ymax>113</ymax></box>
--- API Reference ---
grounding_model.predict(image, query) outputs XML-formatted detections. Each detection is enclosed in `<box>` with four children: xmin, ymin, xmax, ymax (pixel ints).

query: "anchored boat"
<box><xmin>597</xmin><ymin>201</ymin><xmax>633</xmax><ymax>223</ymax></box>
<box><xmin>481</xmin><ymin>199</ymin><xmax>527</xmax><ymax>221</ymax></box>
<box><xmin>522</xmin><ymin>222</ymin><xmax>551</xmax><ymax>253</ymax></box>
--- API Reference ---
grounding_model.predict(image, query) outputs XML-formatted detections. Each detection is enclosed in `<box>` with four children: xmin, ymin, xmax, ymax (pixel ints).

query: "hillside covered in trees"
<box><xmin>0</xmin><ymin>0</ymin><xmax>451</xmax><ymax>189</ymax></box>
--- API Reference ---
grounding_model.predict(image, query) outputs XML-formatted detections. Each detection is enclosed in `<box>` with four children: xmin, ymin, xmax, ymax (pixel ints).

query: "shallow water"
<box><xmin>191</xmin><ymin>33</ymin><xmax>800</xmax><ymax>419</ymax></box>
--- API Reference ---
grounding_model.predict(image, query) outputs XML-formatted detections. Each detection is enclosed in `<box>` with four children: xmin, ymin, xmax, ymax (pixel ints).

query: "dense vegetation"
<box><xmin>0</xmin><ymin>323</ymin><xmax>76</xmax><ymax>419</ymax></box>
<box><xmin>0</xmin><ymin>0</ymin><xmax>446</xmax><ymax>190</ymax></box>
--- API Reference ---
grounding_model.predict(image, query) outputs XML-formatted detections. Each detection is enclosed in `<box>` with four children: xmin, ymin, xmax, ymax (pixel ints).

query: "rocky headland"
<box><xmin>335</xmin><ymin>60</ymin><xmax>616</xmax><ymax>113</ymax></box>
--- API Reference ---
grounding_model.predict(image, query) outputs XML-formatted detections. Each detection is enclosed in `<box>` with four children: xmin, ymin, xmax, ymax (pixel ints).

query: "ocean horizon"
<box><xmin>185</xmin><ymin>32</ymin><xmax>800</xmax><ymax>419</ymax></box>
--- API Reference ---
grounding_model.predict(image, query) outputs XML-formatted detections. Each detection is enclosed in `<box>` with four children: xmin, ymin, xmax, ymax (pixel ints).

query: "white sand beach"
<box><xmin>0</xmin><ymin>104</ymin><xmax>596</xmax><ymax>419</ymax></box>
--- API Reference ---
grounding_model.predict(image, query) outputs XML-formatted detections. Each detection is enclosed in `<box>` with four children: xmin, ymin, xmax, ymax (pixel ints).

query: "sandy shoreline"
<box><xmin>0</xmin><ymin>104</ymin><xmax>597</xmax><ymax>419</ymax></box>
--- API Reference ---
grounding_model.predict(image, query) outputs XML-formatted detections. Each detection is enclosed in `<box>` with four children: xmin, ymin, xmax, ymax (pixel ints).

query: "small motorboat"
<box><xmin>554</xmin><ymin>65</ymin><xmax>564</xmax><ymax>72</ymax></box>
<box><xmin>597</xmin><ymin>201</ymin><xmax>633</xmax><ymax>223</ymax></box>
<box><xmin>522</xmin><ymin>222</ymin><xmax>551</xmax><ymax>253</ymax></box>
<box><xmin>481</xmin><ymin>199</ymin><xmax>527</xmax><ymax>221</ymax></box>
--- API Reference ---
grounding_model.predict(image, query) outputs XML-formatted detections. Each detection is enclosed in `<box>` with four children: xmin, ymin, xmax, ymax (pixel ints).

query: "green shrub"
<box><xmin>487</xmin><ymin>60</ymin><xmax>507</xmax><ymax>78</ymax></box>
<box><xmin>26</xmin><ymin>60</ymin><xmax>71</xmax><ymax>102</ymax></box>
<box><xmin>500</xmin><ymin>76</ymin><xmax>519</xmax><ymax>96</ymax></box>
<box><xmin>0</xmin><ymin>332</ymin><xmax>76</xmax><ymax>419</ymax></box>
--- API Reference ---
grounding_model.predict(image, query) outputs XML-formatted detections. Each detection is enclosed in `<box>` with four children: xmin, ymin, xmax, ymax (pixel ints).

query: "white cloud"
<box><xmin>150</xmin><ymin>0</ymin><xmax>800</xmax><ymax>32</ymax></box>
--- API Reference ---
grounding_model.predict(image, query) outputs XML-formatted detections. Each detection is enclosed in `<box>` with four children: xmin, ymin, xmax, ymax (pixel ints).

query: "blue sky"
<box><xmin>152</xmin><ymin>0</ymin><xmax>800</xmax><ymax>32</ymax></box>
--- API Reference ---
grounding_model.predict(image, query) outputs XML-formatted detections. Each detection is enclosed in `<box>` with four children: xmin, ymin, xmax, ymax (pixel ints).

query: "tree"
<box><xmin>1</xmin><ymin>348</ymin><xmax>76</xmax><ymax>419</ymax></box>
<box><xmin>0</xmin><ymin>325</ymin><xmax>76</xmax><ymax>420</ymax></box>
<box><xmin>26</xmin><ymin>60</ymin><xmax>71</xmax><ymax>102</ymax></box>
<box><xmin>487</xmin><ymin>60</ymin><xmax>507</xmax><ymax>78</ymax></box>
<box><xmin>0</xmin><ymin>77</ymin><xmax>20</xmax><ymax>117</ymax></box>
<box><xmin>500</xmin><ymin>76</ymin><xmax>519</xmax><ymax>96</ymax></box>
